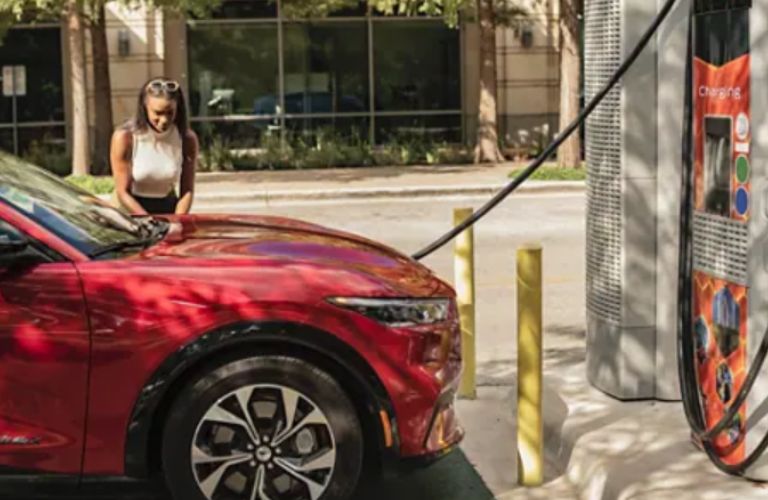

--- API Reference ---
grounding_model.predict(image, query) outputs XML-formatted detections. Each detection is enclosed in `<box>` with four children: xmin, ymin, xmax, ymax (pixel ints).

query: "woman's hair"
<box><xmin>131</xmin><ymin>76</ymin><xmax>189</xmax><ymax>137</ymax></box>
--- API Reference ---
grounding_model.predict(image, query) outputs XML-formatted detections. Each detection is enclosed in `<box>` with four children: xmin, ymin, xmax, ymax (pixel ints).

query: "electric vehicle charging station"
<box><xmin>414</xmin><ymin>0</ymin><xmax>768</xmax><ymax>482</ymax></box>
<box><xmin>583</xmin><ymin>0</ymin><xmax>768</xmax><ymax>481</ymax></box>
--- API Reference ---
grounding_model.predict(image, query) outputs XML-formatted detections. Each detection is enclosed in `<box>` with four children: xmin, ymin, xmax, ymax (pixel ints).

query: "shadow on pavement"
<box><xmin>357</xmin><ymin>450</ymin><xmax>494</xmax><ymax>500</ymax></box>
<box><xmin>7</xmin><ymin>450</ymin><xmax>493</xmax><ymax>500</ymax></box>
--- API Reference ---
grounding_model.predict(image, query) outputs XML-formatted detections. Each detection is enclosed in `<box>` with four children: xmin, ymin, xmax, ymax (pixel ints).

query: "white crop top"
<box><xmin>130</xmin><ymin>126</ymin><xmax>183</xmax><ymax>198</ymax></box>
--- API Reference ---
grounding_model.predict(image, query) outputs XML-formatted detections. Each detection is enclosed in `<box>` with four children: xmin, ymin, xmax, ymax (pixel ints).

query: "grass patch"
<box><xmin>67</xmin><ymin>175</ymin><xmax>115</xmax><ymax>195</ymax></box>
<box><xmin>509</xmin><ymin>163</ymin><xmax>586</xmax><ymax>181</ymax></box>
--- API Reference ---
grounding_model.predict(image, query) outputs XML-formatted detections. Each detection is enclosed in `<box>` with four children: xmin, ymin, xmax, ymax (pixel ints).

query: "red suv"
<box><xmin>0</xmin><ymin>155</ymin><xmax>463</xmax><ymax>500</ymax></box>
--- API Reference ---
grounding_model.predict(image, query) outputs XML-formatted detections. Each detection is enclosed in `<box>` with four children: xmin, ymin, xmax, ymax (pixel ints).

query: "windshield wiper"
<box><xmin>89</xmin><ymin>219</ymin><xmax>170</xmax><ymax>258</ymax></box>
<box><xmin>135</xmin><ymin>217</ymin><xmax>169</xmax><ymax>239</ymax></box>
<box><xmin>89</xmin><ymin>238</ymin><xmax>157</xmax><ymax>258</ymax></box>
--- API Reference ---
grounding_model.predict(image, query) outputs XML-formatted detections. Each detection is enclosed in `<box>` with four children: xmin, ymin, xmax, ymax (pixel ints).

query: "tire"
<box><xmin>161</xmin><ymin>355</ymin><xmax>364</xmax><ymax>500</ymax></box>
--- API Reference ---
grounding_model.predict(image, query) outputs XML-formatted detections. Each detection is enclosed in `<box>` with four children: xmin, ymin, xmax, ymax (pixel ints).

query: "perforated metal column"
<box><xmin>584</xmin><ymin>0</ymin><xmax>661</xmax><ymax>400</ymax></box>
<box><xmin>585</xmin><ymin>0</ymin><xmax>623</xmax><ymax>327</ymax></box>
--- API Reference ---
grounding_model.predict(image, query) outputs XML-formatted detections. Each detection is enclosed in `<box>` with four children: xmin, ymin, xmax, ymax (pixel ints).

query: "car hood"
<box><xmin>139</xmin><ymin>214</ymin><xmax>450</xmax><ymax>297</ymax></box>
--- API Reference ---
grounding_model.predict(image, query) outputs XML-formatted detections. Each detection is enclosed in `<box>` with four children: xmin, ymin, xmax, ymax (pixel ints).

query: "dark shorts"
<box><xmin>133</xmin><ymin>192</ymin><xmax>178</xmax><ymax>215</ymax></box>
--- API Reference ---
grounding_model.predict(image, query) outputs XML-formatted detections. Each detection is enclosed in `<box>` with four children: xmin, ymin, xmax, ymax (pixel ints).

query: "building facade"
<box><xmin>1</xmin><ymin>0</ymin><xmax>561</xmax><ymax>160</ymax></box>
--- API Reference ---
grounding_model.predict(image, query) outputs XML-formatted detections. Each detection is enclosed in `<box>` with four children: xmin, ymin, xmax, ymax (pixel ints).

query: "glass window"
<box><xmin>0</xmin><ymin>219</ymin><xmax>24</xmax><ymax>245</ymax></box>
<box><xmin>203</xmin><ymin>0</ymin><xmax>277</xmax><ymax>19</ymax></box>
<box><xmin>373</xmin><ymin>21</ymin><xmax>460</xmax><ymax>111</ymax></box>
<box><xmin>0</xmin><ymin>27</ymin><xmax>64</xmax><ymax>123</ymax></box>
<box><xmin>192</xmin><ymin>119</ymin><xmax>279</xmax><ymax>149</ymax></box>
<box><xmin>0</xmin><ymin>154</ymin><xmax>144</xmax><ymax>255</ymax></box>
<box><xmin>375</xmin><ymin>114</ymin><xmax>462</xmax><ymax>143</ymax></box>
<box><xmin>285</xmin><ymin>117</ymin><xmax>369</xmax><ymax>140</ymax></box>
<box><xmin>0</xmin><ymin>129</ymin><xmax>13</xmax><ymax>153</ymax></box>
<box><xmin>281</xmin><ymin>0</ymin><xmax>367</xmax><ymax>18</ymax></box>
<box><xmin>283</xmin><ymin>22</ymin><xmax>369</xmax><ymax>115</ymax></box>
<box><xmin>188</xmin><ymin>23</ymin><xmax>279</xmax><ymax>118</ymax></box>
<box><xmin>329</xmin><ymin>1</ymin><xmax>368</xmax><ymax>17</ymax></box>
<box><xmin>19</xmin><ymin>125</ymin><xmax>66</xmax><ymax>154</ymax></box>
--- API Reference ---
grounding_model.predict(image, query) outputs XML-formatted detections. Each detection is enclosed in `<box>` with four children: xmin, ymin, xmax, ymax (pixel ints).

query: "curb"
<box><xmin>194</xmin><ymin>181</ymin><xmax>585</xmax><ymax>205</ymax></box>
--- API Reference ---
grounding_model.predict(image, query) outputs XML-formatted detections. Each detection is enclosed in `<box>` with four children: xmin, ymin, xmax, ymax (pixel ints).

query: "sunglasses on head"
<box><xmin>146</xmin><ymin>79</ymin><xmax>180</xmax><ymax>95</ymax></box>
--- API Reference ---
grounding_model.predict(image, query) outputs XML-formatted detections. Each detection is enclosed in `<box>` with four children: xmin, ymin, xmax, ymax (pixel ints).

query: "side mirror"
<box><xmin>0</xmin><ymin>238</ymin><xmax>28</xmax><ymax>255</ymax></box>
<box><xmin>0</xmin><ymin>236</ymin><xmax>36</xmax><ymax>270</ymax></box>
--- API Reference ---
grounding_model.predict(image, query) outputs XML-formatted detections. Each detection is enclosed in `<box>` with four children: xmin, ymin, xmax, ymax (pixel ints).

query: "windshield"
<box><xmin>0</xmin><ymin>153</ymin><xmax>145</xmax><ymax>255</ymax></box>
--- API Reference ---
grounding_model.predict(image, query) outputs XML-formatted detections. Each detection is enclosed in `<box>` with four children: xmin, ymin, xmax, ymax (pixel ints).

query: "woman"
<box><xmin>111</xmin><ymin>78</ymin><xmax>199</xmax><ymax>215</ymax></box>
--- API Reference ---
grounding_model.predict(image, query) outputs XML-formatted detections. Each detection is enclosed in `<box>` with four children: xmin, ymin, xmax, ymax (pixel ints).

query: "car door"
<box><xmin>0</xmin><ymin>217</ymin><xmax>90</xmax><ymax>475</ymax></box>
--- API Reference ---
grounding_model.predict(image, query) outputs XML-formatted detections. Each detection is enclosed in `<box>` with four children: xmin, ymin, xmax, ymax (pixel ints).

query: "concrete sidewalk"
<box><xmin>195</xmin><ymin>163</ymin><xmax>584</xmax><ymax>204</ymax></box>
<box><xmin>458</xmin><ymin>328</ymin><xmax>768</xmax><ymax>500</ymax></box>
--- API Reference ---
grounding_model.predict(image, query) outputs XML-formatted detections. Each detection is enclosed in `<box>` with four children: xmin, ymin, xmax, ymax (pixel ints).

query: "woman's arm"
<box><xmin>110</xmin><ymin>129</ymin><xmax>147</xmax><ymax>215</ymax></box>
<box><xmin>175</xmin><ymin>130</ymin><xmax>199</xmax><ymax>215</ymax></box>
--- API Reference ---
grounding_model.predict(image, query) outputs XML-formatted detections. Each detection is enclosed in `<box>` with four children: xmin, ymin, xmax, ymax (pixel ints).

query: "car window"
<box><xmin>0</xmin><ymin>219</ymin><xmax>23</xmax><ymax>245</ymax></box>
<box><xmin>0</xmin><ymin>152</ymin><xmax>143</xmax><ymax>255</ymax></box>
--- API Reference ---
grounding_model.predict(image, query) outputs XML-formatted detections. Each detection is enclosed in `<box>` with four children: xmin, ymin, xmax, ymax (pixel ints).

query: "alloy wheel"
<box><xmin>191</xmin><ymin>384</ymin><xmax>337</xmax><ymax>500</ymax></box>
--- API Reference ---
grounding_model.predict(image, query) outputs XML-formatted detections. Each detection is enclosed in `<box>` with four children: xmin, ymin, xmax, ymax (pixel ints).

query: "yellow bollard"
<box><xmin>517</xmin><ymin>244</ymin><xmax>543</xmax><ymax>486</ymax></box>
<box><xmin>454</xmin><ymin>207</ymin><xmax>476</xmax><ymax>400</ymax></box>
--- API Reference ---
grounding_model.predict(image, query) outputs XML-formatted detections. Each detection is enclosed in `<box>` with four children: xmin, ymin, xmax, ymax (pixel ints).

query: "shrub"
<box><xmin>66</xmin><ymin>175</ymin><xmax>115</xmax><ymax>194</ymax></box>
<box><xmin>205</xmin><ymin>127</ymin><xmax>475</xmax><ymax>171</ymax></box>
<box><xmin>198</xmin><ymin>136</ymin><xmax>235</xmax><ymax>172</ymax></box>
<box><xmin>23</xmin><ymin>139</ymin><xmax>71</xmax><ymax>177</ymax></box>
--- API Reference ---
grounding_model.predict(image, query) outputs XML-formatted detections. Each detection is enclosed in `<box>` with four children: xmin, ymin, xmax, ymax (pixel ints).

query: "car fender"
<box><xmin>123</xmin><ymin>320</ymin><xmax>398</xmax><ymax>478</ymax></box>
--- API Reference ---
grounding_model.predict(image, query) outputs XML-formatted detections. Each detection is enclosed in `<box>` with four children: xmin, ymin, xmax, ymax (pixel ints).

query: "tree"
<box><xmin>557</xmin><ymin>0</ymin><xmax>581</xmax><ymax>168</ymax></box>
<box><xmin>66</xmin><ymin>0</ymin><xmax>91</xmax><ymax>175</ymax></box>
<box><xmin>87</xmin><ymin>1</ymin><xmax>112</xmax><ymax>175</ymax></box>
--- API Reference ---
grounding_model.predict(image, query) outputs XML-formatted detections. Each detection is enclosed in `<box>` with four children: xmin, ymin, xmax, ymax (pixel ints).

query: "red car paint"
<box><xmin>0</xmin><ymin>204</ymin><xmax>463</xmax><ymax>477</ymax></box>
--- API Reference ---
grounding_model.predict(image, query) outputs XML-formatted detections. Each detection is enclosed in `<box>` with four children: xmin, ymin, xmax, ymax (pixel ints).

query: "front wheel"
<box><xmin>161</xmin><ymin>355</ymin><xmax>364</xmax><ymax>500</ymax></box>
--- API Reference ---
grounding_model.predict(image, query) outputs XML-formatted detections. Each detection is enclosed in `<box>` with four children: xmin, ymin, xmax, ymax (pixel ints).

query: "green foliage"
<box><xmin>279</xmin><ymin>0</ymin><xmax>358</xmax><ymax>18</ymax></box>
<box><xmin>66</xmin><ymin>175</ymin><xmax>115</xmax><ymax>194</ymax></box>
<box><xmin>199</xmin><ymin>128</ymin><xmax>474</xmax><ymax>171</ymax></box>
<box><xmin>508</xmin><ymin>164</ymin><xmax>586</xmax><ymax>181</ymax></box>
<box><xmin>22</xmin><ymin>138</ymin><xmax>71</xmax><ymax>177</ymax></box>
<box><xmin>141</xmin><ymin>0</ymin><xmax>222</xmax><ymax>18</ymax></box>
<box><xmin>0</xmin><ymin>0</ymin><xmax>225</xmax><ymax>25</ymax></box>
<box><xmin>369</xmin><ymin>0</ymin><xmax>527</xmax><ymax>27</ymax></box>
<box><xmin>198</xmin><ymin>136</ymin><xmax>235</xmax><ymax>172</ymax></box>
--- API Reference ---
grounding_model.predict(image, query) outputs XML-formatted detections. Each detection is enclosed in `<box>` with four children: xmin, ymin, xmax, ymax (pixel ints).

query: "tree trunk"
<box><xmin>557</xmin><ymin>0</ymin><xmax>581</xmax><ymax>168</ymax></box>
<box><xmin>474</xmin><ymin>0</ymin><xmax>505</xmax><ymax>164</ymax></box>
<box><xmin>90</xmin><ymin>3</ymin><xmax>113</xmax><ymax>175</ymax></box>
<box><xmin>66</xmin><ymin>0</ymin><xmax>90</xmax><ymax>176</ymax></box>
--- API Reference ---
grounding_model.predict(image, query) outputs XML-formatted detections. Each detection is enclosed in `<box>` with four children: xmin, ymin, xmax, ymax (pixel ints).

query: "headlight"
<box><xmin>327</xmin><ymin>297</ymin><xmax>451</xmax><ymax>327</ymax></box>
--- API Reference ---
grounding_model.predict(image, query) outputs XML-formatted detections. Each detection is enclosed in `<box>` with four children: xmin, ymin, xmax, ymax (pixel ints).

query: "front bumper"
<box><xmin>384</xmin><ymin>302</ymin><xmax>465</xmax><ymax>464</ymax></box>
<box><xmin>423</xmin><ymin>389</ymin><xmax>465</xmax><ymax>454</ymax></box>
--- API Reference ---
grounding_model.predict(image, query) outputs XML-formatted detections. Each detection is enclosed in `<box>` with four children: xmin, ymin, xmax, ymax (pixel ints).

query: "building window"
<box><xmin>283</xmin><ymin>21</ymin><xmax>369</xmax><ymax>115</ymax></box>
<box><xmin>373</xmin><ymin>21</ymin><xmax>460</xmax><ymax>111</ymax></box>
<box><xmin>286</xmin><ymin>116</ymin><xmax>370</xmax><ymax>141</ymax></box>
<box><xmin>187</xmin><ymin>0</ymin><xmax>462</xmax><ymax>146</ymax></box>
<box><xmin>188</xmin><ymin>22</ymin><xmax>279</xmax><ymax>118</ymax></box>
<box><xmin>205</xmin><ymin>0</ymin><xmax>277</xmax><ymax>19</ymax></box>
<box><xmin>375</xmin><ymin>114</ymin><xmax>462</xmax><ymax>144</ymax></box>
<box><xmin>0</xmin><ymin>26</ymin><xmax>65</xmax><ymax>156</ymax></box>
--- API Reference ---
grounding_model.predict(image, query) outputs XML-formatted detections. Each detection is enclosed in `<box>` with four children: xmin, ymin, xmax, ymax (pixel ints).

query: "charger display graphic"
<box><xmin>676</xmin><ymin>0</ymin><xmax>768</xmax><ymax>480</ymax></box>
